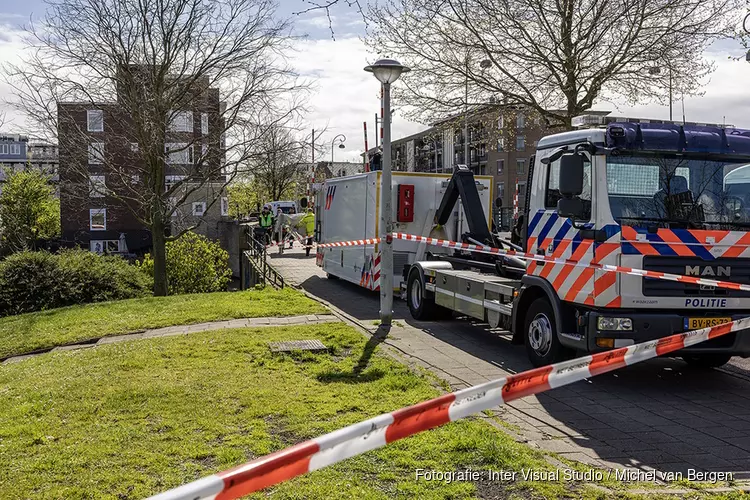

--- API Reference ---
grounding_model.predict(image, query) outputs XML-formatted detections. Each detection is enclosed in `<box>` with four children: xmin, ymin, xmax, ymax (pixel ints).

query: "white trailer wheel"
<box><xmin>407</xmin><ymin>269</ymin><xmax>437</xmax><ymax>320</ymax></box>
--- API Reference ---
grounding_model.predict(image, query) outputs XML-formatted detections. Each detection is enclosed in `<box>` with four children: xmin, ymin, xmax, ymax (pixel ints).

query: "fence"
<box><xmin>240</xmin><ymin>230</ymin><xmax>285</xmax><ymax>289</ymax></box>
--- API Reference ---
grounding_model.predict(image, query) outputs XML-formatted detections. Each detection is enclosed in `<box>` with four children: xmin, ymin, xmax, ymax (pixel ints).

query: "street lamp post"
<box><xmin>331</xmin><ymin>134</ymin><xmax>346</xmax><ymax>166</ymax></box>
<box><xmin>364</xmin><ymin>58</ymin><xmax>410</xmax><ymax>327</ymax></box>
<box><xmin>648</xmin><ymin>65</ymin><xmax>673</xmax><ymax>120</ymax></box>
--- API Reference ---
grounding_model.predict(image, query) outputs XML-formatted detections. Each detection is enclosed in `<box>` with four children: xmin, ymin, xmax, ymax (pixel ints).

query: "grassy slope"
<box><xmin>0</xmin><ymin>288</ymin><xmax>325</xmax><ymax>359</ymax></box>
<box><xmin>0</xmin><ymin>322</ymin><xmax>622</xmax><ymax>500</ymax></box>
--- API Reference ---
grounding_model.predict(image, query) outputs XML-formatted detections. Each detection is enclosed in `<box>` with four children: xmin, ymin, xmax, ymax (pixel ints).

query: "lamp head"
<box><xmin>364</xmin><ymin>58</ymin><xmax>411</xmax><ymax>84</ymax></box>
<box><xmin>338</xmin><ymin>143</ymin><xmax>345</xmax><ymax>149</ymax></box>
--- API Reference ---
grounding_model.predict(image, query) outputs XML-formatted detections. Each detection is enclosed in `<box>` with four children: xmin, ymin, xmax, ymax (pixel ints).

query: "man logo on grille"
<box><xmin>685</xmin><ymin>265</ymin><xmax>731</xmax><ymax>277</ymax></box>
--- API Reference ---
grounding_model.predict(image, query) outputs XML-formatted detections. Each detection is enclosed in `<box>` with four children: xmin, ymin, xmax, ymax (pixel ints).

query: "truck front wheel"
<box><xmin>524</xmin><ymin>298</ymin><xmax>568</xmax><ymax>367</ymax></box>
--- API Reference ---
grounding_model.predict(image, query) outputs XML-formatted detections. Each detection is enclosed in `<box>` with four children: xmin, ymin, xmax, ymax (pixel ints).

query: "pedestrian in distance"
<box><xmin>300</xmin><ymin>208</ymin><xmax>315</xmax><ymax>257</ymax></box>
<box><xmin>258</xmin><ymin>204</ymin><xmax>274</xmax><ymax>246</ymax></box>
<box><xmin>274</xmin><ymin>208</ymin><xmax>285</xmax><ymax>255</ymax></box>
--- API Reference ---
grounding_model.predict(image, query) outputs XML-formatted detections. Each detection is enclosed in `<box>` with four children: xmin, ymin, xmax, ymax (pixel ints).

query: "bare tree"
<box><xmin>250</xmin><ymin>125</ymin><xmax>313</xmax><ymax>202</ymax></box>
<box><xmin>3</xmin><ymin>0</ymin><xmax>307</xmax><ymax>295</ymax></box>
<box><xmin>365</xmin><ymin>0</ymin><xmax>744</xmax><ymax>129</ymax></box>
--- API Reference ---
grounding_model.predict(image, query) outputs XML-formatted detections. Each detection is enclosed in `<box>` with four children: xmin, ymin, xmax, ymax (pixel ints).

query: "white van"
<box><xmin>267</xmin><ymin>200</ymin><xmax>297</xmax><ymax>215</ymax></box>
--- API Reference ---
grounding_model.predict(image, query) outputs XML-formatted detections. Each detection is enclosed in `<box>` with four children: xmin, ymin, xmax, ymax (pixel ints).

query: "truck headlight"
<box><xmin>597</xmin><ymin>317</ymin><xmax>633</xmax><ymax>331</ymax></box>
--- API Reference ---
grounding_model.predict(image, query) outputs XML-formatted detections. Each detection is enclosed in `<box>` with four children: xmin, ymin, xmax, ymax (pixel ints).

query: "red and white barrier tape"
<box><xmin>392</xmin><ymin>232</ymin><xmax>750</xmax><ymax>293</ymax></box>
<box><xmin>316</xmin><ymin>232</ymin><xmax>750</xmax><ymax>293</ymax></box>
<box><xmin>317</xmin><ymin>237</ymin><xmax>380</xmax><ymax>248</ymax></box>
<box><xmin>148</xmin><ymin>315</ymin><xmax>750</xmax><ymax>500</ymax></box>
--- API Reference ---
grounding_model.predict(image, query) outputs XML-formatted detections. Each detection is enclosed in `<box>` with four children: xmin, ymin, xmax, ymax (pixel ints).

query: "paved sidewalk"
<box><xmin>270</xmin><ymin>247</ymin><xmax>750</xmax><ymax>479</ymax></box>
<box><xmin>2</xmin><ymin>314</ymin><xmax>337</xmax><ymax>364</ymax></box>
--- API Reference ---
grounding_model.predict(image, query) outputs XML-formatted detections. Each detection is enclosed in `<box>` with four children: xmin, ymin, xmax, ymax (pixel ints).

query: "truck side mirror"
<box><xmin>557</xmin><ymin>197</ymin><xmax>584</xmax><ymax>219</ymax></box>
<box><xmin>557</xmin><ymin>153</ymin><xmax>585</xmax><ymax>219</ymax></box>
<box><xmin>495</xmin><ymin>197</ymin><xmax>503</xmax><ymax>208</ymax></box>
<box><xmin>558</xmin><ymin>153</ymin><xmax>584</xmax><ymax>197</ymax></box>
<box><xmin>300</xmin><ymin>197</ymin><xmax>308</xmax><ymax>208</ymax></box>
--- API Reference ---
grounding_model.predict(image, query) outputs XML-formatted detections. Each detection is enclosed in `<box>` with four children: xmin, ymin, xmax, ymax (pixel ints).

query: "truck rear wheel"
<box><xmin>407</xmin><ymin>269</ymin><xmax>447</xmax><ymax>320</ymax></box>
<box><xmin>681</xmin><ymin>354</ymin><xmax>732</xmax><ymax>369</ymax></box>
<box><xmin>524</xmin><ymin>298</ymin><xmax>568</xmax><ymax>367</ymax></box>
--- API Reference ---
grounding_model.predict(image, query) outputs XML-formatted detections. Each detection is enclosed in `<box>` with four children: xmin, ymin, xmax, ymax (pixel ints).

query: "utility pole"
<box><xmin>375</xmin><ymin>113</ymin><xmax>380</xmax><ymax>150</ymax></box>
<box><xmin>464</xmin><ymin>53</ymin><xmax>470</xmax><ymax>166</ymax></box>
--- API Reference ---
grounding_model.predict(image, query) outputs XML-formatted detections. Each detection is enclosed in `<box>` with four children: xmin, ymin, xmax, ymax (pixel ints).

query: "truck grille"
<box><xmin>642</xmin><ymin>256</ymin><xmax>750</xmax><ymax>297</ymax></box>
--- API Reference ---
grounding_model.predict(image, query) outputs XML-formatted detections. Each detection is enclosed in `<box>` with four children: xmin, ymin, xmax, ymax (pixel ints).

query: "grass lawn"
<box><xmin>0</xmin><ymin>288</ymin><xmax>325</xmax><ymax>359</ymax></box>
<box><xmin>0</xmin><ymin>322</ymin><xmax>648</xmax><ymax>500</ymax></box>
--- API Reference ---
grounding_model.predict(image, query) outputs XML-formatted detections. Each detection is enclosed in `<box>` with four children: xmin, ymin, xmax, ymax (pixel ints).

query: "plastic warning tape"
<box><xmin>392</xmin><ymin>232</ymin><xmax>750</xmax><ymax>294</ymax></box>
<box><xmin>317</xmin><ymin>237</ymin><xmax>380</xmax><ymax>248</ymax></box>
<box><xmin>148</xmin><ymin>315</ymin><xmax>750</xmax><ymax>500</ymax></box>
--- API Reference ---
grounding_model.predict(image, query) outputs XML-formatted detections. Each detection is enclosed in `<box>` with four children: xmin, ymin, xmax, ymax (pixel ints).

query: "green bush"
<box><xmin>139</xmin><ymin>232</ymin><xmax>231</xmax><ymax>295</ymax></box>
<box><xmin>0</xmin><ymin>249</ymin><xmax>152</xmax><ymax>317</ymax></box>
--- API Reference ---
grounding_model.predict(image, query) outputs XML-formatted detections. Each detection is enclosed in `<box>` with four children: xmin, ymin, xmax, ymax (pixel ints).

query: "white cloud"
<box><xmin>297</xmin><ymin>13</ymin><xmax>337</xmax><ymax>30</ymax></box>
<box><xmin>2</xmin><ymin>27</ymin><xmax>748</xmax><ymax>160</ymax></box>
<box><xmin>290</xmin><ymin>36</ymin><xmax>428</xmax><ymax>163</ymax></box>
<box><xmin>0</xmin><ymin>24</ymin><xmax>27</xmax><ymax>133</ymax></box>
<box><xmin>593</xmin><ymin>48</ymin><xmax>750</xmax><ymax>127</ymax></box>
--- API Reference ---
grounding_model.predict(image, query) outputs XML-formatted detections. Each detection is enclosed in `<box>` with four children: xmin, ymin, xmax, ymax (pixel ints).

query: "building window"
<box><xmin>0</xmin><ymin>144</ymin><xmax>6</xmax><ymax>154</ymax></box>
<box><xmin>88</xmin><ymin>143</ymin><xmax>104</xmax><ymax>164</ymax></box>
<box><xmin>192</xmin><ymin>202</ymin><xmax>206</xmax><ymax>216</ymax></box>
<box><xmin>516</xmin><ymin>136</ymin><xmax>525</xmax><ymax>152</ymax></box>
<box><xmin>200</xmin><ymin>143</ymin><xmax>208</xmax><ymax>163</ymax></box>
<box><xmin>497</xmin><ymin>137</ymin><xmax>504</xmax><ymax>152</ymax></box>
<box><xmin>221</xmin><ymin>197</ymin><xmax>229</xmax><ymax>216</ymax></box>
<box><xmin>165</xmin><ymin>175</ymin><xmax>186</xmax><ymax>191</ymax></box>
<box><xmin>518</xmin><ymin>181</ymin><xmax>527</xmax><ymax>200</ymax></box>
<box><xmin>480</xmin><ymin>165</ymin><xmax>486</xmax><ymax>176</ymax></box>
<box><xmin>89</xmin><ymin>175</ymin><xmax>106</xmax><ymax>197</ymax></box>
<box><xmin>496</xmin><ymin>159</ymin><xmax>504</xmax><ymax>174</ymax></box>
<box><xmin>498</xmin><ymin>115</ymin><xmax>504</xmax><ymax>129</ymax></box>
<box><xmin>516</xmin><ymin>158</ymin><xmax>526</xmax><ymax>174</ymax></box>
<box><xmin>165</xmin><ymin>143</ymin><xmax>192</xmax><ymax>164</ymax></box>
<box><xmin>89</xmin><ymin>208</ymin><xmax>106</xmax><ymax>231</ymax></box>
<box><xmin>130</xmin><ymin>142</ymin><xmax>139</xmax><ymax>152</ymax></box>
<box><xmin>90</xmin><ymin>240</ymin><xmax>119</xmax><ymax>254</ymax></box>
<box><xmin>169</xmin><ymin>110</ymin><xmax>194</xmax><ymax>133</ymax></box>
<box><xmin>516</xmin><ymin>113</ymin><xmax>525</xmax><ymax>129</ymax></box>
<box><xmin>87</xmin><ymin>110</ymin><xmax>104</xmax><ymax>132</ymax></box>
<box><xmin>130</xmin><ymin>174</ymin><xmax>140</xmax><ymax>184</ymax></box>
<box><xmin>201</xmin><ymin>113</ymin><xmax>208</xmax><ymax>135</ymax></box>
<box><xmin>9</xmin><ymin>144</ymin><xmax>20</xmax><ymax>155</ymax></box>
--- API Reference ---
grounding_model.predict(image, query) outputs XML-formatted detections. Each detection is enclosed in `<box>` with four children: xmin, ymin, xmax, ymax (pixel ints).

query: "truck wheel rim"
<box><xmin>529</xmin><ymin>313</ymin><xmax>552</xmax><ymax>357</ymax></box>
<box><xmin>411</xmin><ymin>279</ymin><xmax>422</xmax><ymax>309</ymax></box>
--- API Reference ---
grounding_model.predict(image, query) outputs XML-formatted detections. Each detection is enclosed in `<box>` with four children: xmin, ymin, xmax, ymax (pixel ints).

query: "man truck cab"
<box><xmin>405</xmin><ymin>115</ymin><xmax>750</xmax><ymax>367</ymax></box>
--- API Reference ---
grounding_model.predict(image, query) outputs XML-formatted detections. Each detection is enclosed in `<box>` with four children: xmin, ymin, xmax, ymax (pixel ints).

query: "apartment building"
<box><xmin>57</xmin><ymin>67</ymin><xmax>227</xmax><ymax>254</ymax></box>
<box><xmin>0</xmin><ymin>135</ymin><xmax>60</xmax><ymax>195</ymax></box>
<box><xmin>364</xmin><ymin>106</ymin><xmax>557</xmax><ymax>210</ymax></box>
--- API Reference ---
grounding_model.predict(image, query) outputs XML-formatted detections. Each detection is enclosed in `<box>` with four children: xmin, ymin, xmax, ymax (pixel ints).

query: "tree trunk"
<box><xmin>152</xmin><ymin>217</ymin><xmax>169</xmax><ymax>296</ymax></box>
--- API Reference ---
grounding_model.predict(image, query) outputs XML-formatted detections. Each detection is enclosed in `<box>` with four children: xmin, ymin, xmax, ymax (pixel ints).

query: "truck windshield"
<box><xmin>606</xmin><ymin>155</ymin><xmax>750</xmax><ymax>229</ymax></box>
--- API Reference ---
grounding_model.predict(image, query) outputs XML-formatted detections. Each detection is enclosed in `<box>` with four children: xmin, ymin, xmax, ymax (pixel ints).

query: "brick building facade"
<box><xmin>57</xmin><ymin>68</ymin><xmax>227</xmax><ymax>254</ymax></box>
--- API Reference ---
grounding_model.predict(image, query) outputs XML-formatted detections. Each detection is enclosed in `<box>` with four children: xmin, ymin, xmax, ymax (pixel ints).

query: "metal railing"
<box><xmin>241</xmin><ymin>231</ymin><xmax>285</xmax><ymax>289</ymax></box>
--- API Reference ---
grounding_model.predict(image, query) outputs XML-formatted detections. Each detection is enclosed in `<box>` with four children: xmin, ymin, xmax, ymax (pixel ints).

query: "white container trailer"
<box><xmin>315</xmin><ymin>171</ymin><xmax>493</xmax><ymax>291</ymax></box>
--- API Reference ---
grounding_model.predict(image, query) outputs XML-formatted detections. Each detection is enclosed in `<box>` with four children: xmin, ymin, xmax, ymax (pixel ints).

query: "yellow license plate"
<box><xmin>686</xmin><ymin>317</ymin><xmax>731</xmax><ymax>329</ymax></box>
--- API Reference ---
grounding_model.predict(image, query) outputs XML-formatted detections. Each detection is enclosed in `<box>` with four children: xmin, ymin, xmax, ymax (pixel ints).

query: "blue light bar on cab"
<box><xmin>605</xmin><ymin>122</ymin><xmax>750</xmax><ymax>156</ymax></box>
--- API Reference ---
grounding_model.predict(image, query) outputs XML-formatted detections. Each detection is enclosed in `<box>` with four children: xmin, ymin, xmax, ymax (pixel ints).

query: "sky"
<box><xmin>1</xmin><ymin>0</ymin><xmax>750</xmax><ymax>164</ymax></box>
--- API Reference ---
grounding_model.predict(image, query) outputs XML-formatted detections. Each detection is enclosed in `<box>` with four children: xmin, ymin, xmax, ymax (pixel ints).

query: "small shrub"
<box><xmin>0</xmin><ymin>249</ymin><xmax>152</xmax><ymax>316</ymax></box>
<box><xmin>139</xmin><ymin>232</ymin><xmax>231</xmax><ymax>295</ymax></box>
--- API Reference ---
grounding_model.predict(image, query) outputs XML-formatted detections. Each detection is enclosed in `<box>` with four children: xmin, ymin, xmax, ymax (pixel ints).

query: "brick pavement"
<box><xmin>269</xmin><ymin>247</ymin><xmax>750</xmax><ymax>479</ymax></box>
